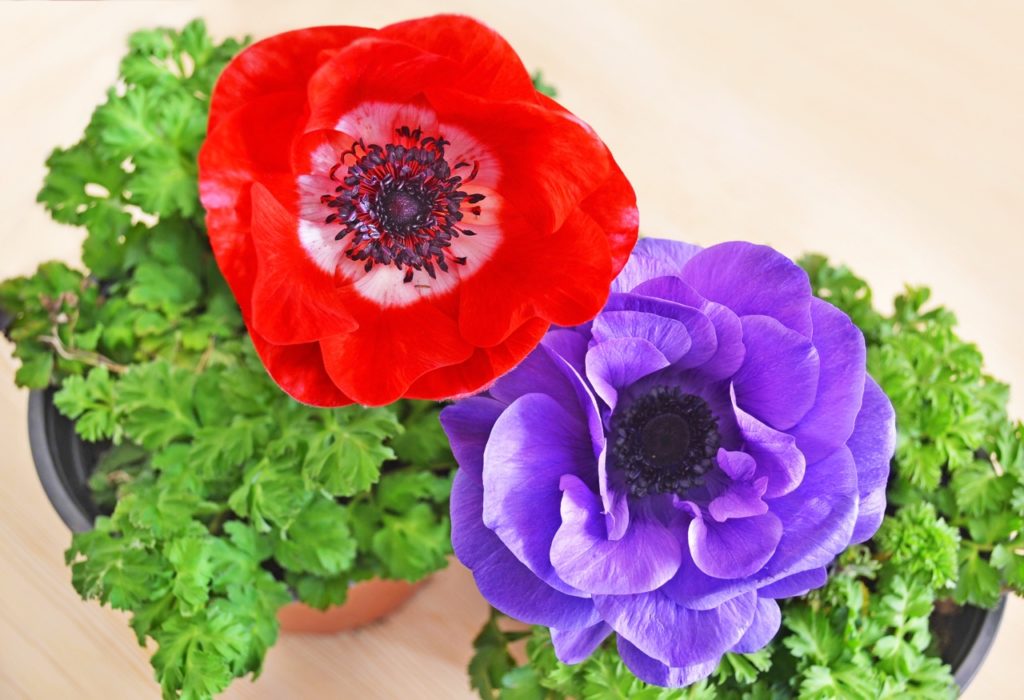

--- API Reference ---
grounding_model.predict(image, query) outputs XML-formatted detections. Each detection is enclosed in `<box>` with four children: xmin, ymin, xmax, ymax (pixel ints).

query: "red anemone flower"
<box><xmin>199</xmin><ymin>14</ymin><xmax>638</xmax><ymax>406</ymax></box>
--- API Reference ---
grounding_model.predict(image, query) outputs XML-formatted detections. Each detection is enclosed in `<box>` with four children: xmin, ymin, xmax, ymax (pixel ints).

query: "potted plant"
<box><xmin>461</xmin><ymin>250</ymin><xmax>1021</xmax><ymax>698</ymax></box>
<box><xmin>1</xmin><ymin>21</ymin><xmax>455</xmax><ymax>698</ymax></box>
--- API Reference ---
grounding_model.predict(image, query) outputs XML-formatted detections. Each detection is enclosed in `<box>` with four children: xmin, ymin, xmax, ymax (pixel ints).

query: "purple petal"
<box><xmin>716</xmin><ymin>448</ymin><xmax>756</xmax><ymax>481</ymax></box>
<box><xmin>617</xmin><ymin>636</ymin><xmax>718</xmax><ymax>688</ymax></box>
<box><xmin>594</xmin><ymin>589</ymin><xmax>757</xmax><ymax>667</ymax></box>
<box><xmin>451</xmin><ymin>470</ymin><xmax>600</xmax><ymax>629</ymax></box>
<box><xmin>848</xmin><ymin>376</ymin><xmax>895</xmax><ymax>544</ymax></box>
<box><xmin>698</xmin><ymin>300</ymin><xmax>746</xmax><ymax>380</ymax></box>
<box><xmin>689</xmin><ymin>510</ymin><xmax>782</xmax><ymax>579</ymax></box>
<box><xmin>634</xmin><ymin>237</ymin><xmax>704</xmax><ymax>270</ymax></box>
<box><xmin>546</xmin><ymin>349</ymin><xmax>606</xmax><ymax>462</ymax></box>
<box><xmin>758</xmin><ymin>567</ymin><xmax>828</xmax><ymax>598</ymax></box>
<box><xmin>601</xmin><ymin>293</ymin><xmax>717</xmax><ymax>369</ymax></box>
<box><xmin>542</xmin><ymin>328</ymin><xmax>589</xmax><ymax>372</ymax></box>
<box><xmin>612</xmin><ymin>238</ymin><xmax>702</xmax><ymax>293</ymax></box>
<box><xmin>708</xmin><ymin>478</ymin><xmax>769</xmax><ymax>522</ymax></box>
<box><xmin>551</xmin><ymin>622</ymin><xmax>612</xmax><ymax>664</ymax></box>
<box><xmin>732</xmin><ymin>315</ymin><xmax>820</xmax><ymax>431</ymax></box>
<box><xmin>790</xmin><ymin>298</ymin><xmax>867</xmax><ymax>463</ymax></box>
<box><xmin>631</xmin><ymin>275</ymin><xmax>707</xmax><ymax>307</ymax></box>
<box><xmin>731</xmin><ymin>597</ymin><xmax>781</xmax><ymax>653</ymax></box>
<box><xmin>732</xmin><ymin>389</ymin><xmax>806</xmax><ymax>498</ymax></box>
<box><xmin>664</xmin><ymin>447</ymin><xmax>858</xmax><ymax>609</ymax></box>
<box><xmin>591</xmin><ymin>310</ymin><xmax>692</xmax><ymax>364</ymax></box>
<box><xmin>598</xmin><ymin>448</ymin><xmax>631</xmax><ymax>541</ymax></box>
<box><xmin>763</xmin><ymin>445</ymin><xmax>859</xmax><ymax>573</ymax></box>
<box><xmin>682</xmin><ymin>242</ymin><xmax>813</xmax><ymax>337</ymax></box>
<box><xmin>482</xmin><ymin>393</ymin><xmax>595</xmax><ymax>595</ymax></box>
<box><xmin>550</xmin><ymin>475</ymin><xmax>682</xmax><ymax>595</ymax></box>
<box><xmin>585</xmin><ymin>337</ymin><xmax>670</xmax><ymax>410</ymax></box>
<box><xmin>440</xmin><ymin>396</ymin><xmax>507</xmax><ymax>484</ymax></box>
<box><xmin>489</xmin><ymin>345</ymin><xmax>578</xmax><ymax>415</ymax></box>
<box><xmin>662</xmin><ymin>541</ymin><xmax>755</xmax><ymax>611</ymax></box>
<box><xmin>612</xmin><ymin>255</ymin><xmax>683</xmax><ymax>293</ymax></box>
<box><xmin>708</xmin><ymin>450</ymin><xmax>769</xmax><ymax>523</ymax></box>
<box><xmin>629</xmin><ymin>276</ymin><xmax>746</xmax><ymax>381</ymax></box>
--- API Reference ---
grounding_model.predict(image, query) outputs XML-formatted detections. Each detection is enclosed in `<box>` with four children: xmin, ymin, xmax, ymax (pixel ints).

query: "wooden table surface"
<box><xmin>2</xmin><ymin>1</ymin><xmax>1022</xmax><ymax>698</ymax></box>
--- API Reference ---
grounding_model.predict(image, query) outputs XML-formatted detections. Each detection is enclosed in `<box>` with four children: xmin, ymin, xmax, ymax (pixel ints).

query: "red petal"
<box><xmin>406</xmin><ymin>317</ymin><xmax>550</xmax><ymax>399</ymax></box>
<box><xmin>200</xmin><ymin>92</ymin><xmax>307</xmax><ymax>315</ymax></box>
<box><xmin>250</xmin><ymin>332</ymin><xmax>352</xmax><ymax>407</ymax></box>
<box><xmin>305</xmin><ymin>37</ymin><xmax>459</xmax><ymax>133</ymax></box>
<box><xmin>249</xmin><ymin>184</ymin><xmax>357</xmax><ymax>344</ymax></box>
<box><xmin>379</xmin><ymin>15</ymin><xmax>538</xmax><ymax>102</ymax></box>
<box><xmin>533</xmin><ymin>93</ymin><xmax>638</xmax><ymax>274</ymax></box>
<box><xmin>458</xmin><ymin>207</ymin><xmax>613</xmax><ymax>347</ymax></box>
<box><xmin>320</xmin><ymin>301</ymin><xmax>474</xmax><ymax>406</ymax></box>
<box><xmin>427</xmin><ymin>88</ymin><xmax>612</xmax><ymax>235</ymax></box>
<box><xmin>209</xmin><ymin>26</ymin><xmax>370</xmax><ymax>132</ymax></box>
<box><xmin>577</xmin><ymin>155</ymin><xmax>639</xmax><ymax>276</ymax></box>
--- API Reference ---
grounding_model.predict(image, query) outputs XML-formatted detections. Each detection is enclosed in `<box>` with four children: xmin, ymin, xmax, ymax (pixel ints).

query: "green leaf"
<box><xmin>950</xmin><ymin>459</ymin><xmax>1015</xmax><ymax>517</ymax></box>
<box><xmin>782</xmin><ymin>607</ymin><xmax>843</xmax><ymax>665</ymax></box>
<box><xmin>66</xmin><ymin>517</ymin><xmax>171</xmax><ymax>611</ymax></box>
<box><xmin>954</xmin><ymin>548</ymin><xmax>1003</xmax><ymax>607</ymax></box>
<box><xmin>289</xmin><ymin>572</ymin><xmax>350</xmax><ymax>611</ymax></box>
<box><xmin>228</xmin><ymin>457</ymin><xmax>310</xmax><ymax>533</ymax></box>
<box><xmin>151</xmin><ymin>610</ymin><xmax>247</xmax><ymax>700</ymax></box>
<box><xmin>376</xmin><ymin>469</ymin><xmax>453</xmax><ymax>513</ymax></box>
<box><xmin>166</xmin><ymin>534</ymin><xmax>214</xmax><ymax>616</ymax></box>
<box><xmin>530</xmin><ymin>70</ymin><xmax>558</xmax><ymax>98</ymax></box>
<box><xmin>273</xmin><ymin>498</ymin><xmax>356</xmax><ymax>577</ymax></box>
<box><xmin>301</xmin><ymin>406</ymin><xmax>401</xmax><ymax>497</ymax></box>
<box><xmin>189</xmin><ymin>416</ymin><xmax>269</xmax><ymax>477</ymax></box>
<box><xmin>37</xmin><ymin>140</ymin><xmax>131</xmax><ymax>232</ymax></box>
<box><xmin>499</xmin><ymin>666</ymin><xmax>546</xmax><ymax>699</ymax></box>
<box><xmin>127</xmin><ymin>260</ymin><xmax>202</xmax><ymax>316</ymax></box>
<box><xmin>991</xmin><ymin>544</ymin><xmax>1024</xmax><ymax>591</ymax></box>
<box><xmin>469</xmin><ymin>610</ymin><xmax>520</xmax><ymax>699</ymax></box>
<box><xmin>875</xmin><ymin>502</ymin><xmax>960</xmax><ymax>591</ymax></box>
<box><xmin>390</xmin><ymin>400</ymin><xmax>453</xmax><ymax>468</ymax></box>
<box><xmin>117</xmin><ymin>362</ymin><xmax>199</xmax><ymax>449</ymax></box>
<box><xmin>131</xmin><ymin>143</ymin><xmax>201</xmax><ymax>218</ymax></box>
<box><xmin>53</xmin><ymin>366</ymin><xmax>122</xmax><ymax>442</ymax></box>
<box><xmin>15</xmin><ymin>352</ymin><xmax>54</xmax><ymax>389</ymax></box>
<box><xmin>371</xmin><ymin>503</ymin><xmax>451</xmax><ymax>581</ymax></box>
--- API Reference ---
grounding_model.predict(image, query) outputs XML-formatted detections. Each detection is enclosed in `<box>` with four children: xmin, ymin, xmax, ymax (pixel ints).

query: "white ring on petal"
<box><xmin>335</xmin><ymin>101</ymin><xmax>440</xmax><ymax>148</ymax></box>
<box><xmin>350</xmin><ymin>222</ymin><xmax>503</xmax><ymax>306</ymax></box>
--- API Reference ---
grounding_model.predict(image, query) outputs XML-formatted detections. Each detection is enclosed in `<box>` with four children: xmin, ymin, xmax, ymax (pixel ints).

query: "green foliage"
<box><xmin>472</xmin><ymin>256</ymin><xmax>1024</xmax><ymax>698</ymax></box>
<box><xmin>876</xmin><ymin>503</ymin><xmax>960</xmax><ymax>592</ymax></box>
<box><xmin>531</xmin><ymin>70</ymin><xmax>559</xmax><ymax>98</ymax></box>
<box><xmin>1</xmin><ymin>20</ymin><xmax>458</xmax><ymax>700</ymax></box>
<box><xmin>58</xmin><ymin>343</ymin><xmax>454</xmax><ymax>699</ymax></box>
<box><xmin>805</xmin><ymin>256</ymin><xmax>1024</xmax><ymax>606</ymax></box>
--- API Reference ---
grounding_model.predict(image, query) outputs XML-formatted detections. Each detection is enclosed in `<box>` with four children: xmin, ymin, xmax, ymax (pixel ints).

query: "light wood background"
<box><xmin>1</xmin><ymin>1</ymin><xmax>1022</xmax><ymax>698</ymax></box>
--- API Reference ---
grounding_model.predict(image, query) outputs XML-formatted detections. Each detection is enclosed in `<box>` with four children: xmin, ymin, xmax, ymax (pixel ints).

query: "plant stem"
<box><xmin>37</xmin><ymin>330</ymin><xmax>129</xmax><ymax>374</ymax></box>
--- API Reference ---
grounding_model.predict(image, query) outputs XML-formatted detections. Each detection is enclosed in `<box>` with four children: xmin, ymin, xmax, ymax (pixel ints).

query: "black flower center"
<box><xmin>322</xmin><ymin>126</ymin><xmax>484</xmax><ymax>282</ymax></box>
<box><xmin>612</xmin><ymin>387</ymin><xmax>720</xmax><ymax>498</ymax></box>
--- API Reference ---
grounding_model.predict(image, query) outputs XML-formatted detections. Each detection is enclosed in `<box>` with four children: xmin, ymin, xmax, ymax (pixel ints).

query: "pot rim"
<box><xmin>28</xmin><ymin>388</ymin><xmax>94</xmax><ymax>532</ymax></box>
<box><xmin>952</xmin><ymin>594</ymin><xmax>1008</xmax><ymax>692</ymax></box>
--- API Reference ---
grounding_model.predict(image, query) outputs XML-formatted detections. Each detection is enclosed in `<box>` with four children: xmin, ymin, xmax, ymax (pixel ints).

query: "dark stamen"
<box><xmin>612</xmin><ymin>387</ymin><xmax>720</xmax><ymax>498</ymax></box>
<box><xmin>324</xmin><ymin>126</ymin><xmax>484</xmax><ymax>282</ymax></box>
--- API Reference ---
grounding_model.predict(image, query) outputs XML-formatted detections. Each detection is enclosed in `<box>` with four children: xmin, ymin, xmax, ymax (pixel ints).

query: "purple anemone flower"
<box><xmin>442</xmin><ymin>238</ymin><xmax>895</xmax><ymax>687</ymax></box>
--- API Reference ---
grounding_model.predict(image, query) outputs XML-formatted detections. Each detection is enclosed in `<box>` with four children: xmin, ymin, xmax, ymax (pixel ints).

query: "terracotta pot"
<box><xmin>277</xmin><ymin>578</ymin><xmax>423</xmax><ymax>634</ymax></box>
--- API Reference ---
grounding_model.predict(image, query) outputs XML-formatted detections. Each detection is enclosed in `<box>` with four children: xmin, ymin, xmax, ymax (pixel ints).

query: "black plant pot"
<box><xmin>26</xmin><ymin>388</ymin><xmax>1007</xmax><ymax>693</ymax></box>
<box><xmin>28</xmin><ymin>388</ymin><xmax>106</xmax><ymax>532</ymax></box>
